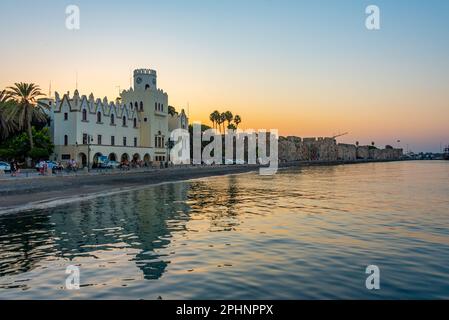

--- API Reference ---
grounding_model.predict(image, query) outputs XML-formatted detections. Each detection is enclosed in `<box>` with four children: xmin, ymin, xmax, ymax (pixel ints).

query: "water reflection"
<box><xmin>1</xmin><ymin>162</ymin><xmax>449</xmax><ymax>299</ymax></box>
<box><xmin>0</xmin><ymin>176</ymin><xmax>249</xmax><ymax>283</ymax></box>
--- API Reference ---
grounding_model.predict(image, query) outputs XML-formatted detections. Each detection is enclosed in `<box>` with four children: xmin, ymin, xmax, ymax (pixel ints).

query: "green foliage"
<box><xmin>29</xmin><ymin>147</ymin><xmax>50</xmax><ymax>160</ymax></box>
<box><xmin>0</xmin><ymin>127</ymin><xmax>54</xmax><ymax>162</ymax></box>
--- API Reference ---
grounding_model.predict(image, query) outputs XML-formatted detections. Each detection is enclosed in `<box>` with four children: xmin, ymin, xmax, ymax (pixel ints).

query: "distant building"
<box><xmin>47</xmin><ymin>68</ymin><xmax>188</xmax><ymax>167</ymax></box>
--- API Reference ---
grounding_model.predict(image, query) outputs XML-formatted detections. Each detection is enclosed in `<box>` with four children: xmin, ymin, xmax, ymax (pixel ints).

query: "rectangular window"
<box><xmin>97</xmin><ymin>135</ymin><xmax>102</xmax><ymax>145</ymax></box>
<box><xmin>123</xmin><ymin>137</ymin><xmax>127</xmax><ymax>146</ymax></box>
<box><xmin>61</xmin><ymin>154</ymin><xmax>71</xmax><ymax>160</ymax></box>
<box><xmin>64</xmin><ymin>113</ymin><xmax>68</xmax><ymax>121</ymax></box>
<box><xmin>155</xmin><ymin>102</ymin><xmax>157</xmax><ymax>111</ymax></box>
<box><xmin>134</xmin><ymin>137</ymin><xmax>137</xmax><ymax>147</ymax></box>
<box><xmin>155</xmin><ymin>137</ymin><xmax>157</xmax><ymax>147</ymax></box>
<box><xmin>83</xmin><ymin>134</ymin><xmax>88</xmax><ymax>145</ymax></box>
<box><xmin>111</xmin><ymin>136</ymin><xmax>115</xmax><ymax>146</ymax></box>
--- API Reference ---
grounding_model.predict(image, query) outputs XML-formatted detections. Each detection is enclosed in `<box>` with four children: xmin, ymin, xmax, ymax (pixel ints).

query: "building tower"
<box><xmin>133</xmin><ymin>69</ymin><xmax>157</xmax><ymax>91</ymax></box>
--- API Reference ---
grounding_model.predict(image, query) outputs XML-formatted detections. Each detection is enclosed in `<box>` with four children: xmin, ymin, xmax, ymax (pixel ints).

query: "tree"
<box><xmin>234</xmin><ymin>115</ymin><xmax>241</xmax><ymax>128</ymax></box>
<box><xmin>209</xmin><ymin>112</ymin><xmax>216</xmax><ymax>129</ymax></box>
<box><xmin>168</xmin><ymin>105</ymin><xmax>177</xmax><ymax>116</ymax></box>
<box><xmin>224</xmin><ymin>111</ymin><xmax>233</xmax><ymax>130</ymax></box>
<box><xmin>0</xmin><ymin>90</ymin><xmax>17</xmax><ymax>140</ymax></box>
<box><xmin>0</xmin><ymin>127</ymin><xmax>54</xmax><ymax>162</ymax></box>
<box><xmin>220</xmin><ymin>112</ymin><xmax>226</xmax><ymax>133</ymax></box>
<box><xmin>211</xmin><ymin>110</ymin><xmax>220</xmax><ymax>131</ymax></box>
<box><xmin>5</xmin><ymin>83</ymin><xmax>49</xmax><ymax>152</ymax></box>
<box><xmin>227</xmin><ymin>123</ymin><xmax>237</xmax><ymax>130</ymax></box>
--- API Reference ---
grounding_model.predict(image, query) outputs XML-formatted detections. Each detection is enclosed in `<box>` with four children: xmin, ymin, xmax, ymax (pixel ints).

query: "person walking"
<box><xmin>10</xmin><ymin>159</ymin><xmax>17</xmax><ymax>177</ymax></box>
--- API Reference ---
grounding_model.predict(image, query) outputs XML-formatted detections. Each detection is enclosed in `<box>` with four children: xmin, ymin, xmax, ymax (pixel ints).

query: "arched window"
<box><xmin>97</xmin><ymin>112</ymin><xmax>102</xmax><ymax>123</ymax></box>
<box><xmin>82</xmin><ymin>109</ymin><xmax>87</xmax><ymax>121</ymax></box>
<box><xmin>110</xmin><ymin>114</ymin><xmax>115</xmax><ymax>125</ymax></box>
<box><xmin>145</xmin><ymin>84</ymin><xmax>150</xmax><ymax>90</ymax></box>
<box><xmin>140</xmin><ymin>101</ymin><xmax>143</xmax><ymax>111</ymax></box>
<box><xmin>134</xmin><ymin>102</ymin><xmax>138</xmax><ymax>109</ymax></box>
<box><xmin>130</xmin><ymin>103</ymin><xmax>133</xmax><ymax>109</ymax></box>
<box><xmin>161</xmin><ymin>104</ymin><xmax>164</xmax><ymax>112</ymax></box>
<box><xmin>122</xmin><ymin>116</ymin><xmax>127</xmax><ymax>127</ymax></box>
<box><xmin>155</xmin><ymin>102</ymin><xmax>157</xmax><ymax>111</ymax></box>
<box><xmin>64</xmin><ymin>135</ymin><xmax>68</xmax><ymax>146</ymax></box>
<box><xmin>133</xmin><ymin>118</ymin><xmax>137</xmax><ymax>128</ymax></box>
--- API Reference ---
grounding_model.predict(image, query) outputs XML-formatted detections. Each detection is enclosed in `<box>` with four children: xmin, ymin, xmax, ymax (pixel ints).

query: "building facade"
<box><xmin>48</xmin><ymin>68</ymin><xmax>188</xmax><ymax>167</ymax></box>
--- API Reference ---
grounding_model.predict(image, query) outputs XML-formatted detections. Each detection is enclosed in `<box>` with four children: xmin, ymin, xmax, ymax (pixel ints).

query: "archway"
<box><xmin>93</xmin><ymin>152</ymin><xmax>103</xmax><ymax>168</ymax></box>
<box><xmin>121</xmin><ymin>153</ymin><xmax>129</xmax><ymax>162</ymax></box>
<box><xmin>77</xmin><ymin>153</ymin><xmax>87</xmax><ymax>168</ymax></box>
<box><xmin>144</xmin><ymin>154</ymin><xmax>151</xmax><ymax>163</ymax></box>
<box><xmin>108</xmin><ymin>153</ymin><xmax>117</xmax><ymax>161</ymax></box>
<box><xmin>132</xmin><ymin>153</ymin><xmax>141</xmax><ymax>162</ymax></box>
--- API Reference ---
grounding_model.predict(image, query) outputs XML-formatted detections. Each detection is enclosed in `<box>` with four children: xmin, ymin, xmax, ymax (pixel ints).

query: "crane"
<box><xmin>331</xmin><ymin>132</ymin><xmax>349</xmax><ymax>139</ymax></box>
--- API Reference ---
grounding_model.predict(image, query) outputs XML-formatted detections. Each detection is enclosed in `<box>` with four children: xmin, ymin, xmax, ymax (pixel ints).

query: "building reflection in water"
<box><xmin>0</xmin><ymin>175</ymin><xmax>247</xmax><ymax>282</ymax></box>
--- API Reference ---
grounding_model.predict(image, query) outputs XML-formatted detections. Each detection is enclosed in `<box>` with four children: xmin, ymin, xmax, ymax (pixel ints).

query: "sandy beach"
<box><xmin>0</xmin><ymin>165</ymin><xmax>262</xmax><ymax>215</ymax></box>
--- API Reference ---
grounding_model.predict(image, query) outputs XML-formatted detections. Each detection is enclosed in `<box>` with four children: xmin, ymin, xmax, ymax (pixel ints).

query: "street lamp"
<box><xmin>87</xmin><ymin>134</ymin><xmax>93</xmax><ymax>172</ymax></box>
<box><xmin>165</xmin><ymin>138</ymin><xmax>175</xmax><ymax>164</ymax></box>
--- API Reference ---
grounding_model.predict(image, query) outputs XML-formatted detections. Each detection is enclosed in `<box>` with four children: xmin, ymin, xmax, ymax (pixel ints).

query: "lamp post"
<box><xmin>165</xmin><ymin>138</ymin><xmax>174</xmax><ymax>164</ymax></box>
<box><xmin>87</xmin><ymin>134</ymin><xmax>92</xmax><ymax>172</ymax></box>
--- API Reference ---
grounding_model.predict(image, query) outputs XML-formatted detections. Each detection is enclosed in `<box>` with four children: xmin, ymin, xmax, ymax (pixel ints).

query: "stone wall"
<box><xmin>337</xmin><ymin>143</ymin><xmax>357</xmax><ymax>161</ymax></box>
<box><xmin>278</xmin><ymin>136</ymin><xmax>403</xmax><ymax>162</ymax></box>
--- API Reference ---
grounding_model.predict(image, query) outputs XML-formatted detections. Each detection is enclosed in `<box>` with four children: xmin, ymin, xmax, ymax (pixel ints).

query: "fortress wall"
<box><xmin>337</xmin><ymin>144</ymin><xmax>357</xmax><ymax>161</ymax></box>
<box><xmin>279</xmin><ymin>137</ymin><xmax>403</xmax><ymax>162</ymax></box>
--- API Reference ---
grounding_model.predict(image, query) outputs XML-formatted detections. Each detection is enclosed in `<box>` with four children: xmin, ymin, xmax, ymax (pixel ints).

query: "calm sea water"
<box><xmin>0</xmin><ymin>161</ymin><xmax>448</xmax><ymax>299</ymax></box>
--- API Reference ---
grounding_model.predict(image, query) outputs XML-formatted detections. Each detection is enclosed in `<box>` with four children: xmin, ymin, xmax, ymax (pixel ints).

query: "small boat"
<box><xmin>444</xmin><ymin>146</ymin><xmax>449</xmax><ymax>160</ymax></box>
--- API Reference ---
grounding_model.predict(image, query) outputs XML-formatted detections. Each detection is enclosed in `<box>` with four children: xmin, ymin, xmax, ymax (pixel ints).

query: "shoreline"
<box><xmin>0</xmin><ymin>159</ymin><xmax>404</xmax><ymax>215</ymax></box>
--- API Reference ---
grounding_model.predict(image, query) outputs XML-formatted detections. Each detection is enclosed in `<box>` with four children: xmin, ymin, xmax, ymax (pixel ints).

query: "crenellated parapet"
<box><xmin>134</xmin><ymin>68</ymin><xmax>157</xmax><ymax>76</ymax></box>
<box><xmin>53</xmin><ymin>90</ymin><xmax>139</xmax><ymax>120</ymax></box>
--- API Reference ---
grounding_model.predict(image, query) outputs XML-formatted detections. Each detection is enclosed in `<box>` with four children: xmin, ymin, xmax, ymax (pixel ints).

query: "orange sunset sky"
<box><xmin>1</xmin><ymin>0</ymin><xmax>448</xmax><ymax>152</ymax></box>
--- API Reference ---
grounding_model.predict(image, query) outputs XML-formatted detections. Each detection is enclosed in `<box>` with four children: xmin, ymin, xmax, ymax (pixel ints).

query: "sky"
<box><xmin>0</xmin><ymin>0</ymin><xmax>448</xmax><ymax>152</ymax></box>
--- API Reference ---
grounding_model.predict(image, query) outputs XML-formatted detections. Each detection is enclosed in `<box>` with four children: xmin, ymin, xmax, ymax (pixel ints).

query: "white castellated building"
<box><xmin>48</xmin><ymin>68</ymin><xmax>188</xmax><ymax>167</ymax></box>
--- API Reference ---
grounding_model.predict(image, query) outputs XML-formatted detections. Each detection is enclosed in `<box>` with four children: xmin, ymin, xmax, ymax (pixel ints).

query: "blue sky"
<box><xmin>1</xmin><ymin>0</ymin><xmax>448</xmax><ymax>152</ymax></box>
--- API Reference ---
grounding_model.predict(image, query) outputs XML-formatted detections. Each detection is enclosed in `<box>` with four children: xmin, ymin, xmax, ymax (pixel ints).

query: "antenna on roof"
<box><xmin>48</xmin><ymin>81</ymin><xmax>52</xmax><ymax>98</ymax></box>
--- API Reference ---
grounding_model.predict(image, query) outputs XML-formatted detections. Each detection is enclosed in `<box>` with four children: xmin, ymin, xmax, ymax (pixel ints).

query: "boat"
<box><xmin>444</xmin><ymin>146</ymin><xmax>449</xmax><ymax>160</ymax></box>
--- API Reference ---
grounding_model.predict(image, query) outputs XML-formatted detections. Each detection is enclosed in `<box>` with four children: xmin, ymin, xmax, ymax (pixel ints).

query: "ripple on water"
<box><xmin>0</xmin><ymin>161</ymin><xmax>449</xmax><ymax>299</ymax></box>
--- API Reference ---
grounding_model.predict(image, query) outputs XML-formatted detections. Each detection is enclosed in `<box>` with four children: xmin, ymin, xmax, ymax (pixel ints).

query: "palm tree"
<box><xmin>224</xmin><ymin>111</ymin><xmax>233</xmax><ymax>130</ymax></box>
<box><xmin>220</xmin><ymin>112</ymin><xmax>226</xmax><ymax>133</ymax></box>
<box><xmin>168</xmin><ymin>105</ymin><xmax>177</xmax><ymax>116</ymax></box>
<box><xmin>0</xmin><ymin>90</ymin><xmax>16</xmax><ymax>140</ymax></box>
<box><xmin>6</xmin><ymin>83</ymin><xmax>49</xmax><ymax>151</ymax></box>
<box><xmin>209</xmin><ymin>112</ymin><xmax>216</xmax><ymax>129</ymax></box>
<box><xmin>215</xmin><ymin>115</ymin><xmax>222</xmax><ymax>133</ymax></box>
<box><xmin>212</xmin><ymin>110</ymin><xmax>220</xmax><ymax>131</ymax></box>
<box><xmin>234</xmin><ymin>115</ymin><xmax>241</xmax><ymax>128</ymax></box>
